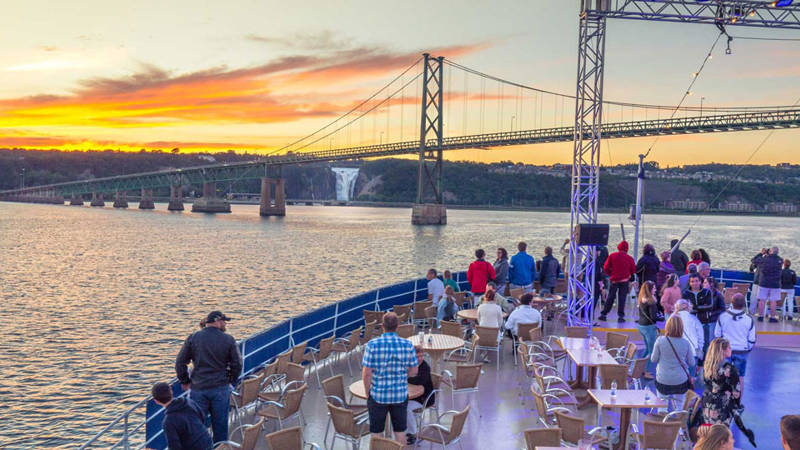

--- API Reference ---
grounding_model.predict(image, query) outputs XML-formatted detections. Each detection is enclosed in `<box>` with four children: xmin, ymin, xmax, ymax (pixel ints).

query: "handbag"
<box><xmin>665</xmin><ymin>336</ymin><xmax>695</xmax><ymax>390</ymax></box>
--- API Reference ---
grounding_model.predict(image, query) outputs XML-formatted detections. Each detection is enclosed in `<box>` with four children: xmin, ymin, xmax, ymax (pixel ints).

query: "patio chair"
<box><xmin>290</xmin><ymin>342</ymin><xmax>307</xmax><ymax>365</ymax></box>
<box><xmin>565</xmin><ymin>326</ymin><xmax>589</xmax><ymax>338</ymax></box>
<box><xmin>303</xmin><ymin>335</ymin><xmax>335</xmax><ymax>388</ymax></box>
<box><xmin>599</xmin><ymin>364</ymin><xmax>629</xmax><ymax>389</ymax></box>
<box><xmin>413</xmin><ymin>301</ymin><xmax>433</xmax><ymax>329</ymax></box>
<box><xmin>415</xmin><ymin>405</ymin><xmax>470</xmax><ymax>449</ymax></box>
<box><xmin>327</xmin><ymin>402</ymin><xmax>370</xmax><ymax>450</ymax></box>
<box><xmin>213</xmin><ymin>418</ymin><xmax>264</xmax><ymax>450</ymax></box>
<box><xmin>472</xmin><ymin>326</ymin><xmax>501</xmax><ymax>369</ymax></box>
<box><xmin>321</xmin><ymin>375</ymin><xmax>367</xmax><ymax>447</ymax></box>
<box><xmin>331</xmin><ymin>326</ymin><xmax>362</xmax><ymax>376</ymax></box>
<box><xmin>425</xmin><ymin>305</ymin><xmax>438</xmax><ymax>329</ymax></box>
<box><xmin>370</xmin><ymin>436</ymin><xmax>404</xmax><ymax>450</ymax></box>
<box><xmin>514</xmin><ymin>321</ymin><xmax>541</xmax><ymax>365</ymax></box>
<box><xmin>441</xmin><ymin>364</ymin><xmax>481</xmax><ymax>409</ymax></box>
<box><xmin>604</xmin><ymin>331</ymin><xmax>629</xmax><ymax>359</ymax></box>
<box><xmin>440</xmin><ymin>320</ymin><xmax>466</xmax><ymax>340</ymax></box>
<box><xmin>630</xmin><ymin>419</ymin><xmax>681</xmax><ymax>450</ymax></box>
<box><xmin>256</xmin><ymin>383</ymin><xmax>307</xmax><ymax>430</ymax></box>
<box><xmin>275</xmin><ymin>350</ymin><xmax>292</xmax><ymax>377</ymax></box>
<box><xmin>648</xmin><ymin>389</ymin><xmax>700</xmax><ymax>445</ymax></box>
<box><xmin>530</xmin><ymin>387</ymin><xmax>573</xmax><ymax>428</ymax></box>
<box><xmin>360</xmin><ymin>321</ymin><xmax>378</xmax><ymax>346</ymax></box>
<box><xmin>264</xmin><ymin>426</ymin><xmax>321</xmax><ymax>450</ymax></box>
<box><xmin>554</xmin><ymin>411</ymin><xmax>609</xmax><ymax>448</ymax></box>
<box><xmin>397</xmin><ymin>323</ymin><xmax>415</xmax><ymax>338</ymax></box>
<box><xmin>230</xmin><ymin>372</ymin><xmax>265</xmax><ymax>435</ymax></box>
<box><xmin>393</xmin><ymin>304</ymin><xmax>413</xmax><ymax>322</ymax></box>
<box><xmin>628</xmin><ymin>357</ymin><xmax>649</xmax><ymax>389</ymax></box>
<box><xmin>523</xmin><ymin>428</ymin><xmax>562</xmax><ymax>450</ymax></box>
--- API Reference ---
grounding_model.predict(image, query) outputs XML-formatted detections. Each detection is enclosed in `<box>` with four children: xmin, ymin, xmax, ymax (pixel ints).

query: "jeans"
<box><xmin>190</xmin><ymin>384</ymin><xmax>231</xmax><ymax>443</ymax></box>
<box><xmin>406</xmin><ymin>400</ymin><xmax>423</xmax><ymax>434</ymax></box>
<box><xmin>637</xmin><ymin>323</ymin><xmax>658</xmax><ymax>373</ymax></box>
<box><xmin>782</xmin><ymin>289</ymin><xmax>795</xmax><ymax>317</ymax></box>
<box><xmin>602</xmin><ymin>282</ymin><xmax>629</xmax><ymax>318</ymax></box>
<box><xmin>510</xmin><ymin>283</ymin><xmax>533</xmax><ymax>294</ymax></box>
<box><xmin>655</xmin><ymin>391</ymin><xmax>686</xmax><ymax>414</ymax></box>
<box><xmin>730</xmin><ymin>352</ymin><xmax>749</xmax><ymax>376</ymax></box>
<box><xmin>701</xmin><ymin>322</ymin><xmax>715</xmax><ymax>359</ymax></box>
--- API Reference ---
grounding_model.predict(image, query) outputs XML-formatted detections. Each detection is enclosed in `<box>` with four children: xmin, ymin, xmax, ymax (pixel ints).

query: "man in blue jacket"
<box><xmin>152</xmin><ymin>382</ymin><xmax>213</xmax><ymax>450</ymax></box>
<box><xmin>509</xmin><ymin>242</ymin><xmax>536</xmax><ymax>294</ymax></box>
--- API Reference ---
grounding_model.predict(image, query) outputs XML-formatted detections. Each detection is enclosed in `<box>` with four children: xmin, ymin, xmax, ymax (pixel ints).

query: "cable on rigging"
<box><xmin>642</xmin><ymin>31</ymin><xmax>726</xmax><ymax>159</ymax></box>
<box><xmin>265</xmin><ymin>56</ymin><xmax>423</xmax><ymax>156</ymax></box>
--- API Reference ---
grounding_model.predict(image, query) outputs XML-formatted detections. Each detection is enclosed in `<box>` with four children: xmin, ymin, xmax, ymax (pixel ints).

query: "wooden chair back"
<box><xmin>369</xmin><ymin>436</ymin><xmax>404</xmax><ymax>450</ymax></box>
<box><xmin>363</xmin><ymin>309</ymin><xmax>384</xmax><ymax>325</ymax></box>
<box><xmin>396</xmin><ymin>323</ymin><xmax>414</xmax><ymax>338</ymax></box>
<box><xmin>517</xmin><ymin>322</ymin><xmax>540</xmax><ymax>341</ymax></box>
<box><xmin>393</xmin><ymin>304</ymin><xmax>412</xmax><ymax>320</ymax></box>
<box><xmin>347</xmin><ymin>326</ymin><xmax>362</xmax><ymax>349</ymax></box>
<box><xmin>641</xmin><ymin>419</ymin><xmax>681</xmax><ymax>449</ymax></box>
<box><xmin>523</xmin><ymin>428</ymin><xmax>562</xmax><ymax>450</ymax></box>
<box><xmin>327</xmin><ymin>402</ymin><xmax>358</xmax><ymax>438</ymax></box>
<box><xmin>424</xmin><ymin>305</ymin><xmax>438</xmax><ymax>320</ymax></box>
<box><xmin>290</xmin><ymin>342</ymin><xmax>307</xmax><ymax>364</ymax></box>
<box><xmin>732</xmin><ymin>282</ymin><xmax>750</xmax><ymax>295</ymax></box>
<box><xmin>530</xmin><ymin>388</ymin><xmax>549</xmax><ymax>418</ymax></box>
<box><xmin>317</xmin><ymin>335</ymin><xmax>334</xmax><ymax>360</ymax></box>
<box><xmin>276</xmin><ymin>350</ymin><xmax>292</xmax><ymax>374</ymax></box>
<box><xmin>605</xmin><ymin>331</ymin><xmax>629</xmax><ymax>350</ymax></box>
<box><xmin>396</xmin><ymin>312</ymin><xmax>409</xmax><ymax>324</ymax></box>
<box><xmin>599</xmin><ymin>364</ymin><xmax>629</xmax><ymax>389</ymax></box>
<box><xmin>454</xmin><ymin>364</ymin><xmax>482</xmax><ymax>389</ymax></box>
<box><xmin>555</xmin><ymin>411</ymin><xmax>586</xmax><ymax>444</ymax></box>
<box><xmin>566</xmin><ymin>326</ymin><xmax>589</xmax><ymax>338</ymax></box>
<box><xmin>239</xmin><ymin>373</ymin><xmax>265</xmax><ymax>406</ymax></box>
<box><xmin>265</xmin><ymin>425</ymin><xmax>303</xmax><ymax>450</ymax></box>
<box><xmin>239</xmin><ymin>418</ymin><xmax>265</xmax><ymax>450</ymax></box>
<box><xmin>475</xmin><ymin>326</ymin><xmax>500</xmax><ymax>347</ymax></box>
<box><xmin>723</xmin><ymin>288</ymin><xmax>737</xmax><ymax>306</ymax></box>
<box><xmin>682</xmin><ymin>388</ymin><xmax>700</xmax><ymax>412</ymax></box>
<box><xmin>413</xmin><ymin>301</ymin><xmax>432</xmax><ymax>319</ymax></box>
<box><xmin>554</xmin><ymin>279</ymin><xmax>567</xmax><ymax>294</ymax></box>
<box><xmin>447</xmin><ymin>405</ymin><xmax>470</xmax><ymax>441</ymax></box>
<box><xmin>285</xmin><ymin>362</ymin><xmax>305</xmax><ymax>384</ymax></box>
<box><xmin>630</xmin><ymin>357</ymin><xmax>649</xmax><ymax>380</ymax></box>
<box><xmin>280</xmin><ymin>384</ymin><xmax>307</xmax><ymax>418</ymax></box>
<box><xmin>261</xmin><ymin>359</ymin><xmax>278</xmax><ymax>378</ymax></box>
<box><xmin>321</xmin><ymin>375</ymin><xmax>347</xmax><ymax>406</ymax></box>
<box><xmin>361</xmin><ymin>321</ymin><xmax>377</xmax><ymax>343</ymax></box>
<box><xmin>624</xmin><ymin>342</ymin><xmax>637</xmax><ymax>361</ymax></box>
<box><xmin>440</xmin><ymin>320</ymin><xmax>464</xmax><ymax>339</ymax></box>
<box><xmin>454</xmin><ymin>291</ymin><xmax>467</xmax><ymax>307</ymax></box>
<box><xmin>528</xmin><ymin>327</ymin><xmax>543</xmax><ymax>342</ymax></box>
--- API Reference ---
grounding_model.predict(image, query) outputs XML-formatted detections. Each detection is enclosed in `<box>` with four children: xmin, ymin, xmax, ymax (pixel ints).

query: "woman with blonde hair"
<box><xmin>693</xmin><ymin>424</ymin><xmax>733</xmax><ymax>450</ymax></box>
<box><xmin>637</xmin><ymin>280</ymin><xmax>659</xmax><ymax>375</ymax></box>
<box><xmin>651</xmin><ymin>315</ymin><xmax>696</xmax><ymax>411</ymax></box>
<box><xmin>701</xmin><ymin>338</ymin><xmax>742</xmax><ymax>426</ymax></box>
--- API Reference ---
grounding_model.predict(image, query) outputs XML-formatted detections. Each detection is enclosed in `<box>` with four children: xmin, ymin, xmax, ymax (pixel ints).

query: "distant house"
<box><xmin>666</xmin><ymin>199</ymin><xmax>708</xmax><ymax>210</ymax></box>
<box><xmin>719</xmin><ymin>200</ymin><xmax>756</xmax><ymax>212</ymax></box>
<box><xmin>766</xmin><ymin>202</ymin><xmax>798</xmax><ymax>214</ymax></box>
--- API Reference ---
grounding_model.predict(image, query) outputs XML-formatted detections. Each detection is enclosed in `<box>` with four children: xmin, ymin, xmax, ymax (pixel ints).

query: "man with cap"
<box><xmin>176</xmin><ymin>311</ymin><xmax>242</xmax><ymax>444</ymax></box>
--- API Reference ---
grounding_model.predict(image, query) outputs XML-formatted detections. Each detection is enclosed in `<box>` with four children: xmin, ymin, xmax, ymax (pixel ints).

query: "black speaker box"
<box><xmin>574</xmin><ymin>223</ymin><xmax>609</xmax><ymax>246</ymax></box>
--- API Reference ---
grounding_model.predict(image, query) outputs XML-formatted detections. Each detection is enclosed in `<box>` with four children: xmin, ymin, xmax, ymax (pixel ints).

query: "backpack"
<box><xmin>694</xmin><ymin>290</ymin><xmax>713</xmax><ymax>312</ymax></box>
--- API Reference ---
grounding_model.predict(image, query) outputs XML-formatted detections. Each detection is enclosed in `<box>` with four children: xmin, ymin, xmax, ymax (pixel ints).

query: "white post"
<box><xmin>632</xmin><ymin>154</ymin><xmax>645</xmax><ymax>260</ymax></box>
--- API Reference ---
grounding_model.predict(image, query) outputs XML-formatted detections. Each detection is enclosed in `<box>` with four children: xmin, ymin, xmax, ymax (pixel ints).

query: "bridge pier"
<box><xmin>192</xmin><ymin>182</ymin><xmax>230</xmax><ymax>213</ymax></box>
<box><xmin>90</xmin><ymin>193</ymin><xmax>105</xmax><ymax>207</ymax></box>
<box><xmin>139</xmin><ymin>188</ymin><xmax>155</xmax><ymax>209</ymax></box>
<box><xmin>411</xmin><ymin>204</ymin><xmax>447</xmax><ymax>225</ymax></box>
<box><xmin>168</xmin><ymin>185</ymin><xmax>184</xmax><ymax>211</ymax></box>
<box><xmin>70</xmin><ymin>195</ymin><xmax>84</xmax><ymax>206</ymax></box>
<box><xmin>259</xmin><ymin>178</ymin><xmax>285</xmax><ymax>216</ymax></box>
<box><xmin>113</xmin><ymin>191</ymin><xmax>128</xmax><ymax>208</ymax></box>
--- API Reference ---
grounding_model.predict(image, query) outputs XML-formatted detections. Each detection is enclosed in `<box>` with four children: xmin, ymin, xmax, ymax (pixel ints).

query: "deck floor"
<box><xmin>230</xmin><ymin>325</ymin><xmax>797</xmax><ymax>450</ymax></box>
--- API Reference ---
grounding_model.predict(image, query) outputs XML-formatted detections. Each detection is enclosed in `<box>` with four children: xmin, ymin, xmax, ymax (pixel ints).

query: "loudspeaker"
<box><xmin>574</xmin><ymin>223</ymin><xmax>609</xmax><ymax>246</ymax></box>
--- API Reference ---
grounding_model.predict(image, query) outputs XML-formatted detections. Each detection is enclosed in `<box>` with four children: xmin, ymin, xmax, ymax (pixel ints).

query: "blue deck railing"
<box><xmin>82</xmin><ymin>267</ymin><xmax>776</xmax><ymax>449</ymax></box>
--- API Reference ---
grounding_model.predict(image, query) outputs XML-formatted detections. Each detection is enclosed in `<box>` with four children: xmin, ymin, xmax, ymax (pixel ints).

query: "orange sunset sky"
<box><xmin>2</xmin><ymin>1</ymin><xmax>800</xmax><ymax>166</ymax></box>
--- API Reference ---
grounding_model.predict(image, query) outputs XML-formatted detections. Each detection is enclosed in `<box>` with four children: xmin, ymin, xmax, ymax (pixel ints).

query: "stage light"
<box><xmin>774</xmin><ymin>1</ymin><xmax>794</xmax><ymax>7</ymax></box>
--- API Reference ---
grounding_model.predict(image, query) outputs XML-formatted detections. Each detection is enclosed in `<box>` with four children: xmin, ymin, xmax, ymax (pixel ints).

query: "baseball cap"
<box><xmin>205</xmin><ymin>310</ymin><xmax>232</xmax><ymax>323</ymax></box>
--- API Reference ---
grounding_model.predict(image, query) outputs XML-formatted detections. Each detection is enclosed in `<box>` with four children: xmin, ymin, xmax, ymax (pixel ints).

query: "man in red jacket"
<box><xmin>467</xmin><ymin>249</ymin><xmax>496</xmax><ymax>297</ymax></box>
<box><xmin>599</xmin><ymin>241</ymin><xmax>636</xmax><ymax>322</ymax></box>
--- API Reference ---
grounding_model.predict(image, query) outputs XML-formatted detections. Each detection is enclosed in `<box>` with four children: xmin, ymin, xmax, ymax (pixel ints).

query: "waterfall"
<box><xmin>332</xmin><ymin>168</ymin><xmax>360</xmax><ymax>201</ymax></box>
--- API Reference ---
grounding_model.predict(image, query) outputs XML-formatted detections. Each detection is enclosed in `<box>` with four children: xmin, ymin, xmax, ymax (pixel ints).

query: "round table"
<box><xmin>349</xmin><ymin>379</ymin><xmax>425</xmax><ymax>400</ymax></box>
<box><xmin>408</xmin><ymin>333</ymin><xmax>465</xmax><ymax>370</ymax></box>
<box><xmin>456</xmin><ymin>308</ymin><xmax>508</xmax><ymax>322</ymax></box>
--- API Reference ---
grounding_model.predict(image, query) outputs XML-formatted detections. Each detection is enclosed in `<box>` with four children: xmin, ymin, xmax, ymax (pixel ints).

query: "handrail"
<box><xmin>78</xmin><ymin>272</ymin><xmax>459</xmax><ymax>449</ymax></box>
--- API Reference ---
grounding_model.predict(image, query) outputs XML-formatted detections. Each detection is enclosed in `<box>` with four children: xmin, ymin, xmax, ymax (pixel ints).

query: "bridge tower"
<box><xmin>90</xmin><ymin>192</ymin><xmax>105</xmax><ymax>207</ymax></box>
<box><xmin>260</xmin><ymin>165</ymin><xmax>286</xmax><ymax>217</ymax></box>
<box><xmin>192</xmin><ymin>181</ymin><xmax>231</xmax><ymax>213</ymax></box>
<box><xmin>168</xmin><ymin>185</ymin><xmax>184</xmax><ymax>211</ymax></box>
<box><xmin>411</xmin><ymin>53</ymin><xmax>446</xmax><ymax>225</ymax></box>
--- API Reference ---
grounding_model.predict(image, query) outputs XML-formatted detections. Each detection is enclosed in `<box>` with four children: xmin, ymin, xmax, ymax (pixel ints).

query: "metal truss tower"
<box><xmin>567</xmin><ymin>0</ymin><xmax>800</xmax><ymax>328</ymax></box>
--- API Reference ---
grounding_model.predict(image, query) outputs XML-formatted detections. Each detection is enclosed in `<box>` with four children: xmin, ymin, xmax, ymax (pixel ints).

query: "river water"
<box><xmin>2</xmin><ymin>202</ymin><xmax>798</xmax><ymax>447</ymax></box>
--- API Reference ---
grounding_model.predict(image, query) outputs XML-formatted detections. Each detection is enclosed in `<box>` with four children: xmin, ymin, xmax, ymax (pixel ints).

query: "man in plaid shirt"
<box><xmin>361</xmin><ymin>312</ymin><xmax>418</xmax><ymax>443</ymax></box>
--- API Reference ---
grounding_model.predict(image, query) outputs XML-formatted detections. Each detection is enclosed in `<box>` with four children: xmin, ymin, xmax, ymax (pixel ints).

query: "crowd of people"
<box><xmin>145</xmin><ymin>239</ymin><xmax>798</xmax><ymax>449</ymax></box>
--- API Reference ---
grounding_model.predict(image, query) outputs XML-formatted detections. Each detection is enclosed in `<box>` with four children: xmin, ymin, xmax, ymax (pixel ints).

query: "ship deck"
<box><xmin>230</xmin><ymin>315</ymin><xmax>799</xmax><ymax>450</ymax></box>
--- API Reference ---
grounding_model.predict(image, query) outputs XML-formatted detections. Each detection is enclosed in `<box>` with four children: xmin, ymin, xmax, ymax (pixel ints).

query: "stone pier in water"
<box><xmin>259</xmin><ymin>178</ymin><xmax>285</xmax><ymax>216</ymax></box>
<box><xmin>139</xmin><ymin>188</ymin><xmax>155</xmax><ymax>209</ymax></box>
<box><xmin>113</xmin><ymin>191</ymin><xmax>128</xmax><ymax>208</ymax></box>
<box><xmin>168</xmin><ymin>186</ymin><xmax>184</xmax><ymax>211</ymax></box>
<box><xmin>70</xmin><ymin>195</ymin><xmax>84</xmax><ymax>206</ymax></box>
<box><xmin>411</xmin><ymin>203</ymin><xmax>447</xmax><ymax>225</ymax></box>
<box><xmin>192</xmin><ymin>182</ymin><xmax>230</xmax><ymax>213</ymax></box>
<box><xmin>90</xmin><ymin>193</ymin><xmax>105</xmax><ymax>207</ymax></box>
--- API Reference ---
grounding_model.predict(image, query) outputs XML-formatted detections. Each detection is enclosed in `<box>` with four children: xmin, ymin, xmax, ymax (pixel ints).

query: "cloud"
<box><xmin>38</xmin><ymin>45</ymin><xmax>58</xmax><ymax>52</ymax></box>
<box><xmin>246</xmin><ymin>30</ymin><xmax>354</xmax><ymax>51</ymax></box>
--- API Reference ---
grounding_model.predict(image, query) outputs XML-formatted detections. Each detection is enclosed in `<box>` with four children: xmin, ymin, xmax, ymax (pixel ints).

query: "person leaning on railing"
<box><xmin>175</xmin><ymin>310</ymin><xmax>242</xmax><ymax>445</ymax></box>
<box><xmin>151</xmin><ymin>381</ymin><xmax>212</xmax><ymax>450</ymax></box>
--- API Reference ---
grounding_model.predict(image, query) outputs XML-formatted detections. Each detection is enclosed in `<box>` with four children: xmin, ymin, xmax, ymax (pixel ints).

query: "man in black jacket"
<box><xmin>176</xmin><ymin>311</ymin><xmax>242</xmax><ymax>444</ymax></box>
<box><xmin>757</xmin><ymin>247</ymin><xmax>784</xmax><ymax>323</ymax></box>
<box><xmin>669</xmin><ymin>239</ymin><xmax>689</xmax><ymax>275</ymax></box>
<box><xmin>152</xmin><ymin>382</ymin><xmax>212</xmax><ymax>450</ymax></box>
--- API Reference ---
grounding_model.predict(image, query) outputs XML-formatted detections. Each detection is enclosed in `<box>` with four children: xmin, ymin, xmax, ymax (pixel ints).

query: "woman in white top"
<box><xmin>674</xmin><ymin>299</ymin><xmax>704</xmax><ymax>371</ymax></box>
<box><xmin>477</xmin><ymin>289</ymin><xmax>504</xmax><ymax>328</ymax></box>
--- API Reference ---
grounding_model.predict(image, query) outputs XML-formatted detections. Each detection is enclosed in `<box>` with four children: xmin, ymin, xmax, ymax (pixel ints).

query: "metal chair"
<box><xmin>327</xmin><ymin>402</ymin><xmax>370</xmax><ymax>450</ymax></box>
<box><xmin>331</xmin><ymin>326</ymin><xmax>362</xmax><ymax>376</ymax></box>
<box><xmin>523</xmin><ymin>428</ymin><xmax>562</xmax><ymax>450</ymax></box>
<box><xmin>648</xmin><ymin>389</ymin><xmax>700</xmax><ymax>445</ymax></box>
<box><xmin>440</xmin><ymin>320</ymin><xmax>466</xmax><ymax>340</ymax></box>
<box><xmin>360</xmin><ymin>321</ymin><xmax>378</xmax><ymax>346</ymax></box>
<box><xmin>230</xmin><ymin>372</ymin><xmax>265</xmax><ymax>435</ymax></box>
<box><xmin>321</xmin><ymin>375</ymin><xmax>368</xmax><ymax>447</ymax></box>
<box><xmin>441</xmin><ymin>364</ymin><xmax>481</xmax><ymax>409</ymax></box>
<box><xmin>630</xmin><ymin>419</ymin><xmax>681</xmax><ymax>450</ymax></box>
<box><xmin>213</xmin><ymin>418</ymin><xmax>264</xmax><ymax>450</ymax></box>
<box><xmin>370</xmin><ymin>436</ymin><xmax>404</xmax><ymax>450</ymax></box>
<box><xmin>604</xmin><ymin>331</ymin><xmax>630</xmax><ymax>360</ymax></box>
<box><xmin>628</xmin><ymin>357</ymin><xmax>649</xmax><ymax>389</ymax></box>
<box><xmin>554</xmin><ymin>411</ymin><xmax>609</xmax><ymax>448</ymax></box>
<box><xmin>414</xmin><ymin>405</ymin><xmax>470</xmax><ymax>449</ymax></box>
<box><xmin>513</xmin><ymin>321</ymin><xmax>541</xmax><ymax>365</ymax></box>
<box><xmin>393</xmin><ymin>304</ymin><xmax>413</xmax><ymax>322</ymax></box>
<box><xmin>303</xmin><ymin>335</ymin><xmax>335</xmax><ymax>388</ymax></box>
<box><xmin>275</xmin><ymin>349</ymin><xmax>292</xmax><ymax>377</ymax></box>
<box><xmin>290</xmin><ymin>341</ymin><xmax>307</xmax><ymax>365</ymax></box>
<box><xmin>397</xmin><ymin>323</ymin><xmax>415</xmax><ymax>338</ymax></box>
<box><xmin>425</xmin><ymin>305</ymin><xmax>438</xmax><ymax>329</ymax></box>
<box><xmin>599</xmin><ymin>364</ymin><xmax>629</xmax><ymax>389</ymax></box>
<box><xmin>413</xmin><ymin>301</ymin><xmax>433</xmax><ymax>329</ymax></box>
<box><xmin>530</xmin><ymin>387</ymin><xmax>573</xmax><ymax>428</ymax></box>
<box><xmin>472</xmin><ymin>326</ymin><xmax>501</xmax><ymax>369</ymax></box>
<box><xmin>256</xmin><ymin>383</ymin><xmax>307</xmax><ymax>430</ymax></box>
<box><xmin>264</xmin><ymin>426</ymin><xmax>321</xmax><ymax>450</ymax></box>
<box><xmin>565</xmin><ymin>326</ymin><xmax>589</xmax><ymax>338</ymax></box>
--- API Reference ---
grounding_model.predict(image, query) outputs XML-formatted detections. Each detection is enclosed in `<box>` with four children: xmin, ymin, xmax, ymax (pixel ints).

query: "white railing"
<box><xmin>79</xmin><ymin>273</ymin><xmax>465</xmax><ymax>449</ymax></box>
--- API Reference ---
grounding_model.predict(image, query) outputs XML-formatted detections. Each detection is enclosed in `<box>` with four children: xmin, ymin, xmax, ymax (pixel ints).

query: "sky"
<box><xmin>2</xmin><ymin>0</ymin><xmax>800</xmax><ymax>166</ymax></box>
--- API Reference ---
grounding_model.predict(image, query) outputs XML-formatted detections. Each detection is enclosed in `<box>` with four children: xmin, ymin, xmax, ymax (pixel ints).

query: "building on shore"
<box><xmin>666</xmin><ymin>198</ymin><xmax>708</xmax><ymax>210</ymax></box>
<box><xmin>719</xmin><ymin>200</ymin><xmax>757</xmax><ymax>212</ymax></box>
<box><xmin>766</xmin><ymin>202</ymin><xmax>799</xmax><ymax>214</ymax></box>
